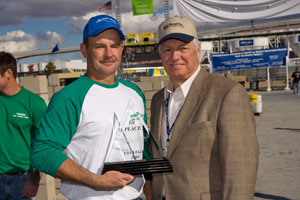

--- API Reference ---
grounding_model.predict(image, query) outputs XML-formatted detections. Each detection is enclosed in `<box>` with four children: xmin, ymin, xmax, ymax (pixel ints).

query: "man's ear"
<box><xmin>80</xmin><ymin>43</ymin><xmax>88</xmax><ymax>58</ymax></box>
<box><xmin>197</xmin><ymin>43</ymin><xmax>201</xmax><ymax>59</ymax></box>
<box><xmin>5</xmin><ymin>68</ymin><xmax>13</xmax><ymax>79</ymax></box>
<box><xmin>120</xmin><ymin>43</ymin><xmax>124</xmax><ymax>52</ymax></box>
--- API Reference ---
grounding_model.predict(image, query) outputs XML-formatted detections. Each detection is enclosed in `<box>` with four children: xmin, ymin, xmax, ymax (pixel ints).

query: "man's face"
<box><xmin>0</xmin><ymin>70</ymin><xmax>9</xmax><ymax>93</ymax></box>
<box><xmin>81</xmin><ymin>29</ymin><xmax>124</xmax><ymax>82</ymax></box>
<box><xmin>160</xmin><ymin>39</ymin><xmax>201</xmax><ymax>84</ymax></box>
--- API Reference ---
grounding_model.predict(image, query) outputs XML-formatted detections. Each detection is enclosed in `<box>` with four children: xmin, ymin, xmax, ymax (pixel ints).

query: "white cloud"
<box><xmin>122</xmin><ymin>12</ymin><xmax>165</xmax><ymax>34</ymax></box>
<box><xmin>0</xmin><ymin>30</ymin><xmax>63</xmax><ymax>53</ymax></box>
<box><xmin>68</xmin><ymin>10</ymin><xmax>167</xmax><ymax>37</ymax></box>
<box><xmin>36</xmin><ymin>31</ymin><xmax>63</xmax><ymax>49</ymax></box>
<box><xmin>0</xmin><ymin>0</ymin><xmax>173</xmax><ymax>55</ymax></box>
<box><xmin>0</xmin><ymin>0</ymin><xmax>104</xmax><ymax>26</ymax></box>
<box><xmin>0</xmin><ymin>0</ymin><xmax>169</xmax><ymax>27</ymax></box>
<box><xmin>0</xmin><ymin>31</ymin><xmax>36</xmax><ymax>52</ymax></box>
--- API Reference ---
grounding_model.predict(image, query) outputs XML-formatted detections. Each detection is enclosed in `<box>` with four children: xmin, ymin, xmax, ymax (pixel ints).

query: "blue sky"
<box><xmin>0</xmin><ymin>0</ymin><xmax>168</xmax><ymax>64</ymax></box>
<box><xmin>1</xmin><ymin>17</ymin><xmax>82</xmax><ymax>64</ymax></box>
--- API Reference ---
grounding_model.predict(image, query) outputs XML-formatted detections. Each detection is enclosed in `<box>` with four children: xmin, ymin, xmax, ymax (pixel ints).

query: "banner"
<box><xmin>211</xmin><ymin>48</ymin><xmax>288</xmax><ymax>72</ymax></box>
<box><xmin>174</xmin><ymin>0</ymin><xmax>300</xmax><ymax>22</ymax></box>
<box><xmin>150</xmin><ymin>68</ymin><xmax>167</xmax><ymax>76</ymax></box>
<box><xmin>132</xmin><ymin>0</ymin><xmax>153</xmax><ymax>16</ymax></box>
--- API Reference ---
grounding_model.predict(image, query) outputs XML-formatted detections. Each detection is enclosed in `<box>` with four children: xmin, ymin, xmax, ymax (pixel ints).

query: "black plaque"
<box><xmin>102</xmin><ymin>158</ymin><xmax>173</xmax><ymax>175</ymax></box>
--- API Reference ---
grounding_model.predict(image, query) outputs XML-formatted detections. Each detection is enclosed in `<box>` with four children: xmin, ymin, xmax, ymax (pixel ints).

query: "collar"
<box><xmin>164</xmin><ymin>65</ymin><xmax>201</xmax><ymax>100</ymax></box>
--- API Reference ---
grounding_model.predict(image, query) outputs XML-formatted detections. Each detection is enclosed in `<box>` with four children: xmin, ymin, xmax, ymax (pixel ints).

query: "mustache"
<box><xmin>101</xmin><ymin>58</ymin><xmax>116</xmax><ymax>63</ymax></box>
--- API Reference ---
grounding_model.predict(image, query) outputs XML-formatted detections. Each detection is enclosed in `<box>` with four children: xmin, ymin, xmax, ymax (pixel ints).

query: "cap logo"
<box><xmin>95</xmin><ymin>17</ymin><xmax>118</xmax><ymax>25</ymax></box>
<box><xmin>163</xmin><ymin>22</ymin><xmax>184</xmax><ymax>30</ymax></box>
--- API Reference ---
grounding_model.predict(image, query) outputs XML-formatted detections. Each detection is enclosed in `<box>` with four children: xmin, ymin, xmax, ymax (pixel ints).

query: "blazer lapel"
<box><xmin>152</xmin><ymin>91</ymin><xmax>165</xmax><ymax>158</ymax></box>
<box><xmin>166</xmin><ymin>68</ymin><xmax>208</xmax><ymax>158</ymax></box>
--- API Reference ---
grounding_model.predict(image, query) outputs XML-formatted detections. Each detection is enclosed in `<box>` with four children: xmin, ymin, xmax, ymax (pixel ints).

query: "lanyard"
<box><xmin>165</xmin><ymin>93</ymin><xmax>182</xmax><ymax>143</ymax></box>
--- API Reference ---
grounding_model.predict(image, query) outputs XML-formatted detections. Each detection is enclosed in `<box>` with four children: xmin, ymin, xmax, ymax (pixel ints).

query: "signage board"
<box><xmin>211</xmin><ymin>48</ymin><xmax>287</xmax><ymax>72</ymax></box>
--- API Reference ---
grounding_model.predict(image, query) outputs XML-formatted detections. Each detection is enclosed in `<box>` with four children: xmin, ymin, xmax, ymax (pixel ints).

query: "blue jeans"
<box><xmin>293</xmin><ymin>82</ymin><xmax>300</xmax><ymax>94</ymax></box>
<box><xmin>0</xmin><ymin>170</ymin><xmax>32</xmax><ymax>200</ymax></box>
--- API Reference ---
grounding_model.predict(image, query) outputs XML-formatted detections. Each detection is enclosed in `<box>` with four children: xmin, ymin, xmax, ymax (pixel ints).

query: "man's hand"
<box><xmin>144</xmin><ymin>179</ymin><xmax>152</xmax><ymax>200</ymax></box>
<box><xmin>22</xmin><ymin>170</ymin><xmax>42</xmax><ymax>197</ymax></box>
<box><xmin>92</xmin><ymin>171</ymin><xmax>134</xmax><ymax>190</ymax></box>
<box><xmin>56</xmin><ymin>158</ymin><xmax>135</xmax><ymax>191</ymax></box>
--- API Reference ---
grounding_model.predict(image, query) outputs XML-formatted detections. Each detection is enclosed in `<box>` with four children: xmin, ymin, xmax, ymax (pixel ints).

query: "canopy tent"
<box><xmin>173</xmin><ymin>0</ymin><xmax>300</xmax><ymax>22</ymax></box>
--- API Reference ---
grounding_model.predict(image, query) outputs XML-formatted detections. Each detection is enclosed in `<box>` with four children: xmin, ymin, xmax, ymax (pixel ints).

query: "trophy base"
<box><xmin>102</xmin><ymin>158</ymin><xmax>173</xmax><ymax>175</ymax></box>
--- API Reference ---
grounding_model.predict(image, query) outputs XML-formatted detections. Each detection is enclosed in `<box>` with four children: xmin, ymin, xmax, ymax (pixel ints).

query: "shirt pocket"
<box><xmin>186</xmin><ymin>121</ymin><xmax>216</xmax><ymax>159</ymax></box>
<box><xmin>201</xmin><ymin>191</ymin><xmax>221</xmax><ymax>200</ymax></box>
<box><xmin>8</xmin><ymin>111</ymin><xmax>32</xmax><ymax>128</ymax></box>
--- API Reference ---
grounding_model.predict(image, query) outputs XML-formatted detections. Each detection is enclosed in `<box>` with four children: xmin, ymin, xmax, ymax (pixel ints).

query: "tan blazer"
<box><xmin>150</xmin><ymin>68</ymin><xmax>259</xmax><ymax>200</ymax></box>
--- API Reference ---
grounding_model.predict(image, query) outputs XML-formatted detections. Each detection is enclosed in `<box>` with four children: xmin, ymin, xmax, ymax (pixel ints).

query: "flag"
<box><xmin>51</xmin><ymin>44</ymin><xmax>59</xmax><ymax>53</ymax></box>
<box><xmin>132</xmin><ymin>0</ymin><xmax>153</xmax><ymax>16</ymax></box>
<box><xmin>98</xmin><ymin>1</ymin><xmax>112</xmax><ymax>12</ymax></box>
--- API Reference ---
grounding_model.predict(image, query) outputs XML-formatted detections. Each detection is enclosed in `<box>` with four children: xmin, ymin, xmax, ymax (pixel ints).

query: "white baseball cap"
<box><xmin>158</xmin><ymin>16</ymin><xmax>198</xmax><ymax>44</ymax></box>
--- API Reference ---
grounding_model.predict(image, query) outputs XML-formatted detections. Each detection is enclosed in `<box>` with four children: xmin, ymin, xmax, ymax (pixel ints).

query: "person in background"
<box><xmin>0</xmin><ymin>51</ymin><xmax>47</xmax><ymax>199</ymax></box>
<box><xmin>31</xmin><ymin>15</ymin><xmax>151</xmax><ymax>200</ymax></box>
<box><xmin>291</xmin><ymin>67</ymin><xmax>300</xmax><ymax>94</ymax></box>
<box><xmin>150</xmin><ymin>16</ymin><xmax>259</xmax><ymax>200</ymax></box>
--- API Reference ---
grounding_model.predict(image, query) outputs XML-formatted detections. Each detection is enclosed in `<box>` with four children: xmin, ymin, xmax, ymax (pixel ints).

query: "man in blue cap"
<box><xmin>31</xmin><ymin>15</ymin><xmax>151</xmax><ymax>200</ymax></box>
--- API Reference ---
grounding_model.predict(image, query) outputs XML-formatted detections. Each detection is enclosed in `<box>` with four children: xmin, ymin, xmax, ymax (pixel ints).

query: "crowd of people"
<box><xmin>1</xmin><ymin>14</ymin><xmax>260</xmax><ymax>200</ymax></box>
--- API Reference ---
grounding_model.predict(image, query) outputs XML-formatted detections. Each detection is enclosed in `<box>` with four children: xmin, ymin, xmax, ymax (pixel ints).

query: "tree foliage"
<box><xmin>46</xmin><ymin>62</ymin><xmax>56</xmax><ymax>73</ymax></box>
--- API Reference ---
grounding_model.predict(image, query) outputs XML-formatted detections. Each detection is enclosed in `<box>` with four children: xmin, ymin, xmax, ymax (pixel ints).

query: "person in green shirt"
<box><xmin>0</xmin><ymin>51</ymin><xmax>47</xmax><ymax>199</ymax></box>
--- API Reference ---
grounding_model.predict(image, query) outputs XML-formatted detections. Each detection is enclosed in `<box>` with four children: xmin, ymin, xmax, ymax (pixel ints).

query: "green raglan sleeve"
<box><xmin>31</xmin><ymin>91</ymin><xmax>80</xmax><ymax>177</ymax></box>
<box><xmin>30</xmin><ymin>95</ymin><xmax>47</xmax><ymax>138</ymax></box>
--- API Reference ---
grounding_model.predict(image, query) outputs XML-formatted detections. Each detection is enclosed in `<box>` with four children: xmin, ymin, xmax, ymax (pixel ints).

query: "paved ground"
<box><xmin>252</xmin><ymin>90</ymin><xmax>300</xmax><ymax>200</ymax></box>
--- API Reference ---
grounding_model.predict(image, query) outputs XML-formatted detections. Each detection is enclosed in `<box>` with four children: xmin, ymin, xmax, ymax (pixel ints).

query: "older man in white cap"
<box><xmin>149</xmin><ymin>16</ymin><xmax>259</xmax><ymax>200</ymax></box>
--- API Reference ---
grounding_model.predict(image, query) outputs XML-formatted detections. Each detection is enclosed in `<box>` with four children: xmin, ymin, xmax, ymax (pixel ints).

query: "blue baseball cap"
<box><xmin>83</xmin><ymin>15</ymin><xmax>125</xmax><ymax>43</ymax></box>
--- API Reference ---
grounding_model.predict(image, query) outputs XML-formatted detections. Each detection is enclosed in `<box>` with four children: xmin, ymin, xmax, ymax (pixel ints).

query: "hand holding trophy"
<box><xmin>102</xmin><ymin>101</ymin><xmax>172</xmax><ymax>175</ymax></box>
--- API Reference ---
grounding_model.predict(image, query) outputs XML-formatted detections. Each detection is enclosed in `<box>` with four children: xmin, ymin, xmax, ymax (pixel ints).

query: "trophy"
<box><xmin>102</xmin><ymin>101</ymin><xmax>172</xmax><ymax>175</ymax></box>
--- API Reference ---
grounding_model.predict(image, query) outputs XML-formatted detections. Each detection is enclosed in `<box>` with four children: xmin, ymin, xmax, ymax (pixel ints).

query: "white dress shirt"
<box><xmin>161</xmin><ymin>65</ymin><xmax>201</xmax><ymax>157</ymax></box>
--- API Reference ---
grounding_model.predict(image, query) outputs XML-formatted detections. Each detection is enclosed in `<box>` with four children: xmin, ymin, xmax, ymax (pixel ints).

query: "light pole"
<box><xmin>115</xmin><ymin>0</ymin><xmax>121</xmax><ymax>25</ymax></box>
<box><xmin>164</xmin><ymin>0</ymin><xmax>169</xmax><ymax>19</ymax></box>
